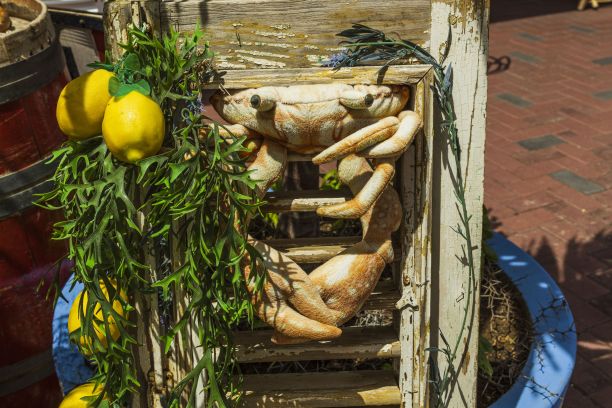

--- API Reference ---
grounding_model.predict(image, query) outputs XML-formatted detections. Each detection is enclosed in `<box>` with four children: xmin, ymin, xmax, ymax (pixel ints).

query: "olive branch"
<box><xmin>333</xmin><ymin>24</ymin><xmax>478</xmax><ymax>408</ymax></box>
<box><xmin>39</xmin><ymin>26</ymin><xmax>264</xmax><ymax>407</ymax></box>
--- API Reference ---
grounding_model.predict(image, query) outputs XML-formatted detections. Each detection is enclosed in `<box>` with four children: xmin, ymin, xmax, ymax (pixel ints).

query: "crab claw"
<box><xmin>312</xmin><ymin>117</ymin><xmax>399</xmax><ymax>164</ymax></box>
<box><xmin>316</xmin><ymin>159</ymin><xmax>395</xmax><ymax>219</ymax></box>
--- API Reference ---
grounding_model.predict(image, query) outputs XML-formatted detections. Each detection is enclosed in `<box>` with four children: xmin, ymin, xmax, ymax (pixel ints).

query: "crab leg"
<box><xmin>246</xmin><ymin>241</ymin><xmax>343</xmax><ymax>344</ymax></box>
<box><xmin>312</xmin><ymin>117</ymin><xmax>399</xmax><ymax>165</ymax></box>
<box><xmin>359</xmin><ymin>111</ymin><xmax>422</xmax><ymax>158</ymax></box>
<box><xmin>258</xmin><ymin>156</ymin><xmax>402</xmax><ymax>344</ymax></box>
<box><xmin>241</xmin><ymin>139</ymin><xmax>345</xmax><ymax>343</ymax></box>
<box><xmin>312</xmin><ymin>110</ymin><xmax>422</xmax><ymax>164</ymax></box>
<box><xmin>316</xmin><ymin>159</ymin><xmax>395</xmax><ymax>219</ymax></box>
<box><xmin>246</xmin><ymin>138</ymin><xmax>286</xmax><ymax>196</ymax></box>
<box><xmin>311</xmin><ymin>155</ymin><xmax>402</xmax><ymax>325</ymax></box>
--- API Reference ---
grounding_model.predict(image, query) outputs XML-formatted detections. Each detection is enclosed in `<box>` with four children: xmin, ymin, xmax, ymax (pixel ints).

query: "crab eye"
<box><xmin>250</xmin><ymin>94</ymin><xmax>276</xmax><ymax>111</ymax></box>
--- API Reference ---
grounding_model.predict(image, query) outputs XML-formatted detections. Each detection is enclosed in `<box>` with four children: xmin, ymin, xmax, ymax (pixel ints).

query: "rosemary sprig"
<box><xmin>334</xmin><ymin>24</ymin><xmax>477</xmax><ymax>408</ymax></box>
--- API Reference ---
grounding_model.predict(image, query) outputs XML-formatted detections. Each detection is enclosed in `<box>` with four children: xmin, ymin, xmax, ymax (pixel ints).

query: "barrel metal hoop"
<box><xmin>0</xmin><ymin>38</ymin><xmax>65</xmax><ymax>105</ymax></box>
<box><xmin>0</xmin><ymin>349</ymin><xmax>56</xmax><ymax>397</ymax></box>
<box><xmin>0</xmin><ymin>179</ymin><xmax>54</xmax><ymax>219</ymax></box>
<box><xmin>0</xmin><ymin>157</ymin><xmax>58</xmax><ymax>196</ymax></box>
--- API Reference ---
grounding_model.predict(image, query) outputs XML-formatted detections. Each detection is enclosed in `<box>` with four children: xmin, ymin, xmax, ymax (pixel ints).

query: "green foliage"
<box><xmin>320</xmin><ymin>169</ymin><xmax>342</xmax><ymax>191</ymax></box>
<box><xmin>478</xmin><ymin>335</ymin><xmax>494</xmax><ymax>379</ymax></box>
<box><xmin>336</xmin><ymin>24</ymin><xmax>477</xmax><ymax>408</ymax></box>
<box><xmin>39</xmin><ymin>26</ymin><xmax>262</xmax><ymax>407</ymax></box>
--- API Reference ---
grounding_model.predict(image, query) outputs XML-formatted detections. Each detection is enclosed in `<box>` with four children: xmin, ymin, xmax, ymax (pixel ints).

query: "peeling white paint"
<box><xmin>270</xmin><ymin>24</ymin><xmax>291</xmax><ymax>30</ymax></box>
<box><xmin>254</xmin><ymin>30</ymin><xmax>296</xmax><ymax>39</ymax></box>
<box><xmin>229</xmin><ymin>40</ymin><xmax>297</xmax><ymax>49</ymax></box>
<box><xmin>239</xmin><ymin>55</ymin><xmax>287</xmax><ymax>68</ymax></box>
<box><xmin>235</xmin><ymin>49</ymin><xmax>290</xmax><ymax>59</ymax></box>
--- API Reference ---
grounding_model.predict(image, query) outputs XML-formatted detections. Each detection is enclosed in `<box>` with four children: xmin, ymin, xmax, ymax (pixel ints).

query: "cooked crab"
<box><xmin>210</xmin><ymin>83</ymin><xmax>422</xmax><ymax>344</ymax></box>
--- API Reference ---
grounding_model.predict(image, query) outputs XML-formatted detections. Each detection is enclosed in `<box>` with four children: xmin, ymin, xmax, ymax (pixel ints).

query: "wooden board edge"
<box><xmin>202</xmin><ymin>65</ymin><xmax>433</xmax><ymax>89</ymax></box>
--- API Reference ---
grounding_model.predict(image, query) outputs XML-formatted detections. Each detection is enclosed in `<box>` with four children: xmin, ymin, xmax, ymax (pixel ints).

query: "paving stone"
<box><xmin>592</xmin><ymin>385</ymin><xmax>612</xmax><ymax>408</ymax></box>
<box><xmin>563</xmin><ymin>386</ymin><xmax>601</xmax><ymax>408</ymax></box>
<box><xmin>550</xmin><ymin>170</ymin><xmax>605</xmax><ymax>195</ymax></box>
<box><xmin>593</xmin><ymin>56</ymin><xmax>612</xmax><ymax>66</ymax></box>
<box><xmin>561</xmin><ymin>275</ymin><xmax>610</xmax><ymax>301</ymax></box>
<box><xmin>594</xmin><ymin>90</ymin><xmax>612</xmax><ymax>101</ymax></box>
<box><xmin>496</xmin><ymin>93</ymin><xmax>532</xmax><ymax>108</ymax></box>
<box><xmin>518</xmin><ymin>32</ymin><xmax>543</xmax><ymax>42</ymax></box>
<box><xmin>518</xmin><ymin>134</ymin><xmax>565</xmax><ymax>150</ymax></box>
<box><xmin>569</xmin><ymin>25</ymin><xmax>596</xmax><ymax>34</ymax></box>
<box><xmin>571</xmin><ymin>354</ymin><xmax>611</xmax><ymax>395</ymax></box>
<box><xmin>509</xmin><ymin>51</ymin><xmax>540</xmax><ymax>64</ymax></box>
<box><xmin>590</xmin><ymin>293</ymin><xmax>612</xmax><ymax>317</ymax></box>
<box><xmin>564</xmin><ymin>290</ymin><xmax>610</xmax><ymax>331</ymax></box>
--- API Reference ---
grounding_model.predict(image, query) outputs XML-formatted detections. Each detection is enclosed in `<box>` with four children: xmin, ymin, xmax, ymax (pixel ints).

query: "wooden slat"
<box><xmin>364</xmin><ymin>280</ymin><xmax>399</xmax><ymax>311</ymax></box>
<box><xmin>158</xmin><ymin>0</ymin><xmax>430</xmax><ymax>70</ymax></box>
<box><xmin>263</xmin><ymin>189</ymin><xmax>352</xmax><ymax>212</ymax></box>
<box><xmin>264</xmin><ymin>236</ymin><xmax>400</xmax><ymax>265</ymax></box>
<box><xmin>235</xmin><ymin>326</ymin><xmax>399</xmax><ymax>363</ymax></box>
<box><xmin>264</xmin><ymin>236</ymin><xmax>359</xmax><ymax>263</ymax></box>
<box><xmin>204</xmin><ymin>65</ymin><xmax>432</xmax><ymax>89</ymax></box>
<box><xmin>240</xmin><ymin>370</ymin><xmax>401</xmax><ymax>407</ymax></box>
<box><xmin>287</xmin><ymin>152</ymin><xmax>315</xmax><ymax>162</ymax></box>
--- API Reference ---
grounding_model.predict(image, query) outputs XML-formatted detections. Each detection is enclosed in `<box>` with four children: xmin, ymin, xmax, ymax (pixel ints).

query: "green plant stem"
<box><xmin>336</xmin><ymin>27</ymin><xmax>478</xmax><ymax>407</ymax></box>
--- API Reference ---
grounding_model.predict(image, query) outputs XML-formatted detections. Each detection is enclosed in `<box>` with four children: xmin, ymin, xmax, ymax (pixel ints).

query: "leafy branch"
<box><xmin>39</xmin><ymin>26</ymin><xmax>263</xmax><ymax>407</ymax></box>
<box><xmin>333</xmin><ymin>24</ymin><xmax>478</xmax><ymax>407</ymax></box>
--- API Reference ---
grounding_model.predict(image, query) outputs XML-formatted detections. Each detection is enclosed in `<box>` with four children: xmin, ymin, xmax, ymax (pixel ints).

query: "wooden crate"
<box><xmin>209</xmin><ymin>65</ymin><xmax>433</xmax><ymax>407</ymax></box>
<box><xmin>103</xmin><ymin>1</ymin><xmax>489</xmax><ymax>406</ymax></box>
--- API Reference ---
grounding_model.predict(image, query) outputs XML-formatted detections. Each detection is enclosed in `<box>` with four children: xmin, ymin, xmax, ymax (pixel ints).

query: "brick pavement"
<box><xmin>486</xmin><ymin>3</ymin><xmax>612</xmax><ymax>407</ymax></box>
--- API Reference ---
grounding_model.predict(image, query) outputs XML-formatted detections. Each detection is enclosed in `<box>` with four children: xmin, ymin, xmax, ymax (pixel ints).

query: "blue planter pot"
<box><xmin>52</xmin><ymin>280</ymin><xmax>94</xmax><ymax>394</ymax></box>
<box><xmin>52</xmin><ymin>233</ymin><xmax>577</xmax><ymax>405</ymax></box>
<box><xmin>487</xmin><ymin>233</ymin><xmax>576</xmax><ymax>408</ymax></box>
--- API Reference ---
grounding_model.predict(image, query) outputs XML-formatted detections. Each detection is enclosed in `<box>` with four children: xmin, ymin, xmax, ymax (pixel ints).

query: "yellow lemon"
<box><xmin>56</xmin><ymin>69</ymin><xmax>114</xmax><ymax>140</ymax></box>
<box><xmin>68</xmin><ymin>281</ymin><xmax>127</xmax><ymax>354</ymax></box>
<box><xmin>102</xmin><ymin>91</ymin><xmax>165</xmax><ymax>163</ymax></box>
<box><xmin>59</xmin><ymin>382</ymin><xmax>105</xmax><ymax>407</ymax></box>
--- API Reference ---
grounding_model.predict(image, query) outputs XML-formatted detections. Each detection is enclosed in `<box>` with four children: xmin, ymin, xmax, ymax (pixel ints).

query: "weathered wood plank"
<box><xmin>159</xmin><ymin>0</ymin><xmax>430</xmax><ymax>69</ymax></box>
<box><xmin>235</xmin><ymin>326</ymin><xmax>399</xmax><ymax>363</ymax></box>
<box><xmin>264</xmin><ymin>236</ymin><xmax>359</xmax><ymax>263</ymax></box>
<box><xmin>204</xmin><ymin>65</ymin><xmax>432</xmax><ymax>89</ymax></box>
<box><xmin>363</xmin><ymin>280</ymin><xmax>398</xmax><ymax>311</ymax></box>
<box><xmin>428</xmin><ymin>1</ymin><xmax>489</xmax><ymax>407</ymax></box>
<box><xmin>397</xmin><ymin>71</ymin><xmax>434</xmax><ymax>408</ymax></box>
<box><xmin>263</xmin><ymin>236</ymin><xmax>400</xmax><ymax>265</ymax></box>
<box><xmin>240</xmin><ymin>370</ymin><xmax>401</xmax><ymax>407</ymax></box>
<box><xmin>263</xmin><ymin>189</ymin><xmax>352</xmax><ymax>212</ymax></box>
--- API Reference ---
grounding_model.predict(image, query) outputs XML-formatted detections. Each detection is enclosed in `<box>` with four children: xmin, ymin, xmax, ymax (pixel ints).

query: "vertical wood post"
<box><xmin>397</xmin><ymin>72</ymin><xmax>435</xmax><ymax>408</ymax></box>
<box><xmin>429</xmin><ymin>1</ymin><xmax>489</xmax><ymax>407</ymax></box>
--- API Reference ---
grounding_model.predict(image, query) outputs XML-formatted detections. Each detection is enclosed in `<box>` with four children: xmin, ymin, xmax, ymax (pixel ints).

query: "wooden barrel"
<box><xmin>0</xmin><ymin>0</ymin><xmax>69</xmax><ymax>405</ymax></box>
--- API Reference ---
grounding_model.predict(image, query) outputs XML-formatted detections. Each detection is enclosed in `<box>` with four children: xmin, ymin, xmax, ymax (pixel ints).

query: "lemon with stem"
<box><xmin>102</xmin><ymin>90</ymin><xmax>165</xmax><ymax>163</ymax></box>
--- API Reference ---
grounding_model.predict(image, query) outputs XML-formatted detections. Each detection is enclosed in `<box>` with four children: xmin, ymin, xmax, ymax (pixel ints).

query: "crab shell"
<box><xmin>210</xmin><ymin>84</ymin><xmax>410</xmax><ymax>154</ymax></box>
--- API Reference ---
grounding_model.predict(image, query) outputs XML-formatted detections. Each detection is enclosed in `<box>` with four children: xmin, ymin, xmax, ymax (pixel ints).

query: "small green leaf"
<box><xmin>132</xmin><ymin>79</ymin><xmax>151</xmax><ymax>96</ymax></box>
<box><xmin>115</xmin><ymin>83</ymin><xmax>136</xmax><ymax>97</ymax></box>
<box><xmin>123</xmin><ymin>53</ymin><xmax>141</xmax><ymax>71</ymax></box>
<box><xmin>108</xmin><ymin>77</ymin><xmax>121</xmax><ymax>96</ymax></box>
<box><xmin>168</xmin><ymin>162</ymin><xmax>189</xmax><ymax>183</ymax></box>
<box><xmin>88</xmin><ymin>62</ymin><xmax>114</xmax><ymax>71</ymax></box>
